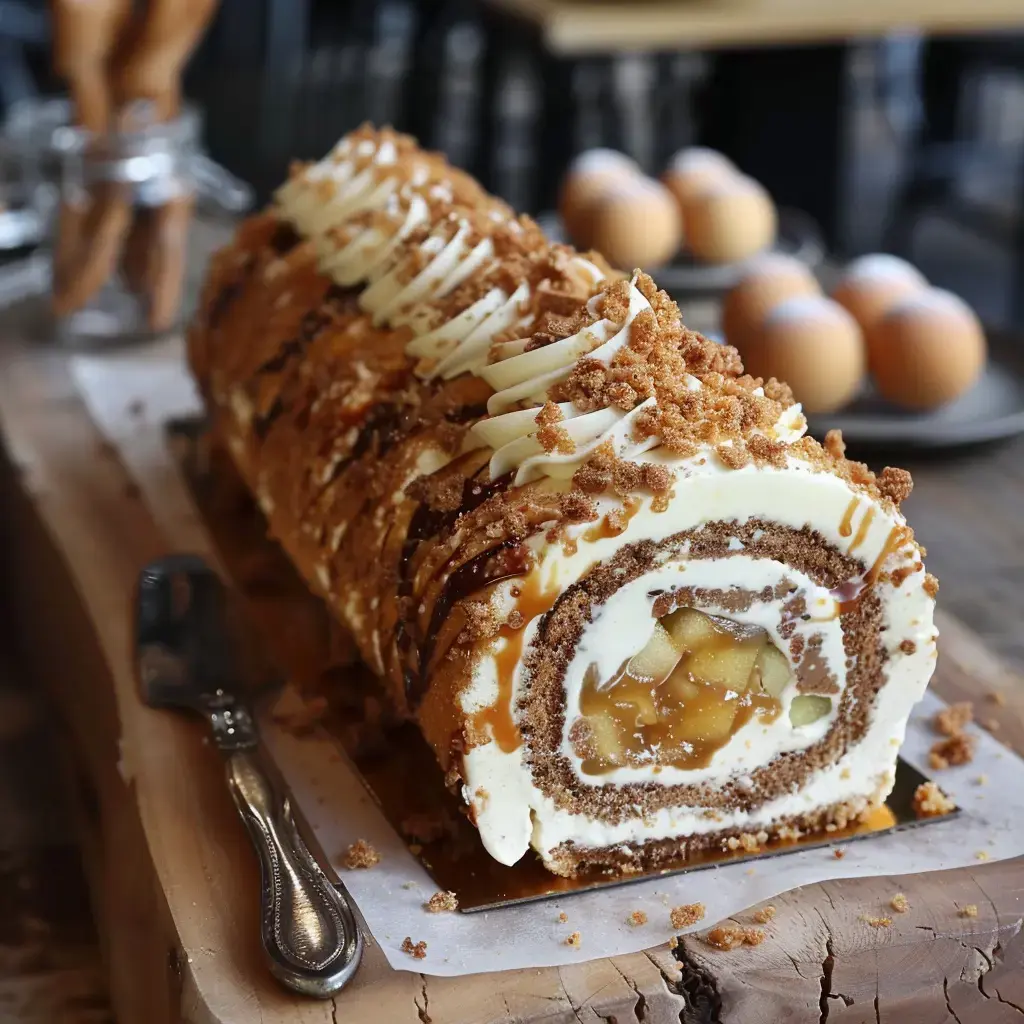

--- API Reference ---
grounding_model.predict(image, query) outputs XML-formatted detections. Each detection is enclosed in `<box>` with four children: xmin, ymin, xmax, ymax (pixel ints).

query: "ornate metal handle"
<box><xmin>225</xmin><ymin>750</ymin><xmax>363</xmax><ymax>997</ymax></box>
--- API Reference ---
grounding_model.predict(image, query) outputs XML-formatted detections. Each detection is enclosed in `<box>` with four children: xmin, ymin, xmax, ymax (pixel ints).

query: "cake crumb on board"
<box><xmin>401</xmin><ymin>937</ymin><xmax>428</xmax><ymax>959</ymax></box>
<box><xmin>752</xmin><ymin>905</ymin><xmax>776</xmax><ymax>924</ymax></box>
<box><xmin>959</xmin><ymin>904</ymin><xmax>979</xmax><ymax>918</ymax></box>
<box><xmin>913</xmin><ymin>781</ymin><xmax>955</xmax><ymax>818</ymax></box>
<box><xmin>933</xmin><ymin>701</ymin><xmax>972</xmax><ymax>737</ymax></box>
<box><xmin>890</xmin><ymin>893</ymin><xmax>909</xmax><ymax>913</ymax></box>
<box><xmin>705</xmin><ymin>925</ymin><xmax>765</xmax><ymax>950</ymax></box>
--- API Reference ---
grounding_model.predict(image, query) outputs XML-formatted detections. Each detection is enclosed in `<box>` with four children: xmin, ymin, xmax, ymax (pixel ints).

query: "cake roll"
<box><xmin>189</xmin><ymin>126</ymin><xmax>939</xmax><ymax>877</ymax></box>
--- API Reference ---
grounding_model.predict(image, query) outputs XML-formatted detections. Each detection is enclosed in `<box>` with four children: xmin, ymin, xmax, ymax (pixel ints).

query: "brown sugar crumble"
<box><xmin>341</xmin><ymin>839</ymin><xmax>380</xmax><ymax>869</ymax></box>
<box><xmin>627</xmin><ymin>910</ymin><xmax>649</xmax><ymax>927</ymax></box>
<box><xmin>752</xmin><ymin>906</ymin><xmax>776</xmax><ymax>924</ymax></box>
<box><xmin>424</xmin><ymin>891</ymin><xmax>458</xmax><ymax>913</ymax></box>
<box><xmin>401</xmin><ymin>937</ymin><xmax>428</xmax><ymax>959</ymax></box>
<box><xmin>565</xmin><ymin>931</ymin><xmax>582</xmax><ymax>948</ymax></box>
<box><xmin>913</xmin><ymin>781</ymin><xmax>956</xmax><ymax>818</ymax></box>
<box><xmin>929</xmin><ymin>732</ymin><xmax>976</xmax><ymax>770</ymax></box>
<box><xmin>959</xmin><ymin>904</ymin><xmax>979</xmax><ymax>918</ymax></box>
<box><xmin>890</xmin><ymin>893</ymin><xmax>909</xmax><ymax>914</ymax></box>
<box><xmin>705</xmin><ymin>925</ymin><xmax>765</xmax><ymax>951</ymax></box>
<box><xmin>933</xmin><ymin>702</ymin><xmax>973</xmax><ymax>737</ymax></box>
<box><xmin>670</xmin><ymin>903</ymin><xmax>706</xmax><ymax>929</ymax></box>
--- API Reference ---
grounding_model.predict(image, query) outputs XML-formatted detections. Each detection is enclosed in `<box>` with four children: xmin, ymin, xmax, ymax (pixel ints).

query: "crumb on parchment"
<box><xmin>670</xmin><ymin>904</ymin><xmax>706</xmax><ymax>929</ymax></box>
<box><xmin>929</xmin><ymin>732</ymin><xmax>975</xmax><ymax>770</ymax></box>
<box><xmin>913</xmin><ymin>781</ymin><xmax>955</xmax><ymax>818</ymax></box>
<box><xmin>627</xmin><ymin>910</ymin><xmax>648</xmax><ymax>927</ymax></box>
<box><xmin>424</xmin><ymin>891</ymin><xmax>458</xmax><ymax>913</ymax></box>
<box><xmin>565</xmin><ymin>931</ymin><xmax>581</xmax><ymax>948</ymax></box>
<box><xmin>933</xmin><ymin>702</ymin><xmax>973</xmax><ymax>737</ymax></box>
<box><xmin>341</xmin><ymin>839</ymin><xmax>380</xmax><ymax>869</ymax></box>
<box><xmin>558</xmin><ymin>912</ymin><xmax>568</xmax><ymax>923</ymax></box>
<box><xmin>401</xmin><ymin>937</ymin><xmax>427</xmax><ymax>959</ymax></box>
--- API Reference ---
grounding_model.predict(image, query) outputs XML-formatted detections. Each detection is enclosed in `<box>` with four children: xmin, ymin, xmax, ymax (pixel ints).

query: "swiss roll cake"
<box><xmin>189</xmin><ymin>126</ymin><xmax>938</xmax><ymax>877</ymax></box>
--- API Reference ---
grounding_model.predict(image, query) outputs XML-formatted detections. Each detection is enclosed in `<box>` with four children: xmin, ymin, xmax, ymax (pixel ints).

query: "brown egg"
<box><xmin>682</xmin><ymin>175</ymin><xmax>777</xmax><ymax>264</ymax></box>
<box><xmin>661</xmin><ymin>147</ymin><xmax>738</xmax><ymax>206</ymax></box>
<box><xmin>721</xmin><ymin>254</ymin><xmax>822</xmax><ymax>353</ymax></box>
<box><xmin>587</xmin><ymin>176</ymin><xmax>683</xmax><ymax>270</ymax></box>
<box><xmin>558</xmin><ymin>149</ymin><xmax>640</xmax><ymax>249</ymax></box>
<box><xmin>744</xmin><ymin>295</ymin><xmax>865</xmax><ymax>413</ymax></box>
<box><xmin>831</xmin><ymin>254</ymin><xmax>928</xmax><ymax>332</ymax></box>
<box><xmin>866</xmin><ymin>289</ymin><xmax>986</xmax><ymax>410</ymax></box>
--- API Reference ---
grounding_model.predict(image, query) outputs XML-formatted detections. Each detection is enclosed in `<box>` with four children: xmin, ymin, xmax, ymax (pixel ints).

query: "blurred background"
<box><xmin>0</xmin><ymin>0</ymin><xmax>1023</xmax><ymax>322</ymax></box>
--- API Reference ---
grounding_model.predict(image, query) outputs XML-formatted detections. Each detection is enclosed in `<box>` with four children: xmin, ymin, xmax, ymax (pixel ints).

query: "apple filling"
<box><xmin>573</xmin><ymin>607</ymin><xmax>832</xmax><ymax>775</ymax></box>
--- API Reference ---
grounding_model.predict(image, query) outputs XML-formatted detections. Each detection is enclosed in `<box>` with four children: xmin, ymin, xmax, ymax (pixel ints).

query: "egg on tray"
<box><xmin>742</xmin><ymin>294</ymin><xmax>865</xmax><ymax>414</ymax></box>
<box><xmin>680</xmin><ymin>174</ymin><xmax>778</xmax><ymax>264</ymax></box>
<box><xmin>721</xmin><ymin>253</ymin><xmax>821</xmax><ymax>352</ymax></box>
<box><xmin>661</xmin><ymin>146</ymin><xmax>737</xmax><ymax>205</ymax></box>
<box><xmin>558</xmin><ymin>149</ymin><xmax>640</xmax><ymax>249</ymax></box>
<box><xmin>586</xmin><ymin>175</ymin><xmax>683</xmax><ymax>271</ymax></box>
<box><xmin>866</xmin><ymin>288</ymin><xmax>987</xmax><ymax>410</ymax></box>
<box><xmin>831</xmin><ymin>253</ymin><xmax>928</xmax><ymax>332</ymax></box>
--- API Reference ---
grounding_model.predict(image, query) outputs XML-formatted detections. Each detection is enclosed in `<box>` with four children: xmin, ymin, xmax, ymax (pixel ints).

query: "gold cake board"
<box><xmin>1</xmin><ymin>331</ymin><xmax>1022</xmax><ymax>1023</ymax></box>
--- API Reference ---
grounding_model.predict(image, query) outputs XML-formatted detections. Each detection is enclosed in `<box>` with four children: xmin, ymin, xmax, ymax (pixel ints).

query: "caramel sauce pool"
<box><xmin>472</xmin><ymin>571</ymin><xmax>560</xmax><ymax>753</ymax></box>
<box><xmin>577</xmin><ymin>619</ymin><xmax>781</xmax><ymax>775</ymax></box>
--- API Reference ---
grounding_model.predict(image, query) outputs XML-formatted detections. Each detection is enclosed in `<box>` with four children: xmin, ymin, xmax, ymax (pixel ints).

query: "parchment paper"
<box><xmin>71</xmin><ymin>342</ymin><xmax>1024</xmax><ymax>977</ymax></box>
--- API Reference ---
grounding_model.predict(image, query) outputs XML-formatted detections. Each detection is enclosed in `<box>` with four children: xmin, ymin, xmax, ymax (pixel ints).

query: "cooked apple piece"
<box><xmin>685</xmin><ymin>640</ymin><xmax>763</xmax><ymax>692</ymax></box>
<box><xmin>587</xmin><ymin>714</ymin><xmax>625</xmax><ymax>762</ymax></box>
<box><xmin>665</xmin><ymin>672</ymin><xmax>701</xmax><ymax>703</ymax></box>
<box><xmin>627</xmin><ymin>622</ymin><xmax>681</xmax><ymax>684</ymax></box>
<box><xmin>673</xmin><ymin>698</ymin><xmax>738</xmax><ymax>743</ymax></box>
<box><xmin>789</xmin><ymin>695</ymin><xmax>832</xmax><ymax>727</ymax></box>
<box><xmin>616</xmin><ymin>691</ymin><xmax>658</xmax><ymax>727</ymax></box>
<box><xmin>662</xmin><ymin>607</ymin><xmax>718</xmax><ymax>652</ymax></box>
<box><xmin>753</xmin><ymin>645</ymin><xmax>791</xmax><ymax>697</ymax></box>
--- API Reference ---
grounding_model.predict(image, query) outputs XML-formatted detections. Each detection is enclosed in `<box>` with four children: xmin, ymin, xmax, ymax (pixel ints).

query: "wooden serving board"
<box><xmin>2</xmin><ymin>332</ymin><xmax>1024</xmax><ymax>1023</ymax></box>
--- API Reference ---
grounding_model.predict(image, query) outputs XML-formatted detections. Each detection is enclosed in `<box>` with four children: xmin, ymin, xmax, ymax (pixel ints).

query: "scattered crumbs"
<box><xmin>401</xmin><ymin>882</ymin><xmax>418</xmax><ymax>890</ymax></box>
<box><xmin>959</xmin><ymin>904</ymin><xmax>979</xmax><ymax>918</ymax></box>
<box><xmin>752</xmin><ymin>906</ymin><xmax>776</xmax><ymax>924</ymax></box>
<box><xmin>705</xmin><ymin>925</ymin><xmax>765</xmax><ymax>951</ymax></box>
<box><xmin>933</xmin><ymin>702</ymin><xmax>972</xmax><ymax>737</ymax></box>
<box><xmin>839</xmin><ymin>768</ymin><xmax>851</xmax><ymax>781</ymax></box>
<box><xmin>976</xmin><ymin>851</ymin><xmax>990</xmax><ymax>861</ymax></box>
<box><xmin>890</xmin><ymin>893</ymin><xmax>909</xmax><ymax>914</ymax></box>
<box><xmin>833</xmin><ymin>849</ymin><xmax>846</xmax><ymax>860</ymax></box>
<box><xmin>745</xmin><ymin>867</ymin><xmax>757</xmax><ymax>876</ymax></box>
<box><xmin>989</xmin><ymin>692</ymin><xmax>1007</xmax><ymax>707</ymax></box>
<box><xmin>424</xmin><ymin>891</ymin><xmax>458</xmax><ymax>913</ymax></box>
<box><xmin>670</xmin><ymin>903</ymin><xmax>706</xmax><ymax>929</ymax></box>
<box><xmin>566</xmin><ymin>931</ymin><xmax>582</xmax><ymax>948</ymax></box>
<box><xmin>401</xmin><ymin>937</ymin><xmax>427</xmax><ymax>959</ymax></box>
<box><xmin>863</xmin><ymin>916</ymin><xmax>892</xmax><ymax>929</ymax></box>
<box><xmin>985</xmin><ymin>718</ymin><xmax>1001</xmax><ymax>733</ymax></box>
<box><xmin>929</xmin><ymin>732</ymin><xmax>975</xmax><ymax>770</ymax></box>
<box><xmin>558</xmin><ymin>911</ymin><xmax>568</xmax><ymax>923</ymax></box>
<box><xmin>627</xmin><ymin>910</ymin><xmax>648</xmax><ymax>927</ymax></box>
<box><xmin>341</xmin><ymin>839</ymin><xmax>380</xmax><ymax>869</ymax></box>
<box><xmin>975</xmin><ymin>774</ymin><xmax>989</xmax><ymax>786</ymax></box>
<box><xmin>913</xmin><ymin>781</ymin><xmax>956</xmax><ymax>818</ymax></box>
<box><xmin>668</xmin><ymin>935</ymin><xmax>678</xmax><ymax>950</ymax></box>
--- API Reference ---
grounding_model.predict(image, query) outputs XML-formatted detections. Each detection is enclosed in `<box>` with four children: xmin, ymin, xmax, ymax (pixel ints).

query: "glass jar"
<box><xmin>49</xmin><ymin>102</ymin><xmax>251</xmax><ymax>348</ymax></box>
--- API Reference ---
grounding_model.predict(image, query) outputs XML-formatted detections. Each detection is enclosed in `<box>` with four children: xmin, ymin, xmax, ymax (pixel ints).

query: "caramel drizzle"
<box><xmin>582</xmin><ymin>497</ymin><xmax>641</xmax><ymax>543</ymax></box>
<box><xmin>838</xmin><ymin>497</ymin><xmax>858</xmax><ymax>538</ymax></box>
<box><xmin>848</xmin><ymin>506</ymin><xmax>875</xmax><ymax>555</ymax></box>
<box><xmin>834</xmin><ymin>524</ymin><xmax>912</xmax><ymax>615</ymax></box>
<box><xmin>471</xmin><ymin>570</ymin><xmax>560</xmax><ymax>753</ymax></box>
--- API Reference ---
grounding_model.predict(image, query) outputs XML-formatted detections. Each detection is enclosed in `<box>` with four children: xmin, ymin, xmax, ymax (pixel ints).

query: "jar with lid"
<box><xmin>49</xmin><ymin>102</ymin><xmax>251</xmax><ymax>347</ymax></box>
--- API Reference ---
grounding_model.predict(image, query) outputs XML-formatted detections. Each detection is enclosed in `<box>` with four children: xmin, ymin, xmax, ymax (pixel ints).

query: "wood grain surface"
<box><xmin>481</xmin><ymin>0</ymin><xmax>1024</xmax><ymax>55</ymax></box>
<box><xmin>1</xmin><ymin>318</ymin><xmax>1023</xmax><ymax>1022</ymax></box>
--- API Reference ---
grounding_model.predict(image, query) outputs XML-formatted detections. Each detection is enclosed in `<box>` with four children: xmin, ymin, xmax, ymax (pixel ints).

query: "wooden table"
<box><xmin>2</xmin><ymin>299</ymin><xmax>1024</xmax><ymax>1021</ymax></box>
<box><xmin>482</xmin><ymin>0</ymin><xmax>1024</xmax><ymax>55</ymax></box>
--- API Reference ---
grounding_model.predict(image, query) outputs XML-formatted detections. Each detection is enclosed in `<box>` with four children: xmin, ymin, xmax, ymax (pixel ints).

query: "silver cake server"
<box><xmin>134</xmin><ymin>553</ymin><xmax>363</xmax><ymax>997</ymax></box>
